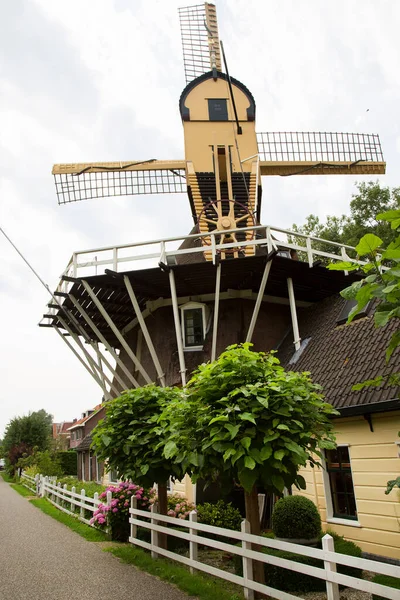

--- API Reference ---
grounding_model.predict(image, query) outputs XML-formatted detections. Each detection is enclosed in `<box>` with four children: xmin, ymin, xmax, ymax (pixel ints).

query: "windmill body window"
<box><xmin>326</xmin><ymin>446</ymin><xmax>357</xmax><ymax>520</ymax></box>
<box><xmin>180</xmin><ymin>302</ymin><xmax>209</xmax><ymax>351</ymax></box>
<box><xmin>208</xmin><ymin>98</ymin><xmax>228</xmax><ymax>121</ymax></box>
<box><xmin>337</xmin><ymin>299</ymin><xmax>372</xmax><ymax>325</ymax></box>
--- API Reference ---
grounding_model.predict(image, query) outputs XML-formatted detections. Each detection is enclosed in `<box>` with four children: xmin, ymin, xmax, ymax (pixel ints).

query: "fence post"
<box><xmin>42</xmin><ymin>476</ymin><xmax>48</xmax><ymax>498</ymax></box>
<box><xmin>189</xmin><ymin>510</ymin><xmax>198</xmax><ymax>574</ymax></box>
<box><xmin>106</xmin><ymin>491</ymin><xmax>112</xmax><ymax>536</ymax></box>
<box><xmin>150</xmin><ymin>504</ymin><xmax>159</xmax><ymax>559</ymax></box>
<box><xmin>322</xmin><ymin>534</ymin><xmax>339</xmax><ymax>600</ymax></box>
<box><xmin>80</xmin><ymin>489</ymin><xmax>86</xmax><ymax>521</ymax></box>
<box><xmin>130</xmin><ymin>496</ymin><xmax>137</xmax><ymax>541</ymax></box>
<box><xmin>71</xmin><ymin>486</ymin><xmax>76</xmax><ymax>513</ymax></box>
<box><xmin>57</xmin><ymin>482</ymin><xmax>62</xmax><ymax>506</ymax></box>
<box><xmin>63</xmin><ymin>484</ymin><xmax>68</xmax><ymax>507</ymax></box>
<box><xmin>241</xmin><ymin>519</ymin><xmax>255</xmax><ymax>600</ymax></box>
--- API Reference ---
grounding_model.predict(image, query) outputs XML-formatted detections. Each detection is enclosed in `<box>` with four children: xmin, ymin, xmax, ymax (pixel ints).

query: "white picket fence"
<box><xmin>21</xmin><ymin>473</ymin><xmax>111</xmax><ymax>528</ymax></box>
<box><xmin>128</xmin><ymin>497</ymin><xmax>400</xmax><ymax>600</ymax></box>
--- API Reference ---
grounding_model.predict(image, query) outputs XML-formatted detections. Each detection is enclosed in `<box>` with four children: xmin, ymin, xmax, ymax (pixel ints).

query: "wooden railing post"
<box><xmin>150</xmin><ymin>504</ymin><xmax>159</xmax><ymax>559</ymax></box>
<box><xmin>80</xmin><ymin>489</ymin><xmax>86</xmax><ymax>521</ymax></box>
<box><xmin>106</xmin><ymin>491</ymin><xmax>112</xmax><ymax>535</ymax></box>
<box><xmin>241</xmin><ymin>519</ymin><xmax>254</xmax><ymax>600</ymax></box>
<box><xmin>93</xmin><ymin>491</ymin><xmax>99</xmax><ymax>523</ymax></box>
<box><xmin>322</xmin><ymin>534</ymin><xmax>339</xmax><ymax>600</ymax></box>
<box><xmin>189</xmin><ymin>510</ymin><xmax>198</xmax><ymax>574</ymax></box>
<box><xmin>130</xmin><ymin>496</ymin><xmax>137</xmax><ymax>541</ymax></box>
<box><xmin>71</xmin><ymin>486</ymin><xmax>76</xmax><ymax>512</ymax></box>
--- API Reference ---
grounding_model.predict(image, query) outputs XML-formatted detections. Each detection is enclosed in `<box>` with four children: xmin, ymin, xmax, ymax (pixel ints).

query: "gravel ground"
<box><xmin>0</xmin><ymin>478</ymin><xmax>189</xmax><ymax>600</ymax></box>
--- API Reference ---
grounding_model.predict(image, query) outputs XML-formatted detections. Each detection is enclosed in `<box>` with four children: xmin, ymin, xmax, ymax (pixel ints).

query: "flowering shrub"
<box><xmin>90</xmin><ymin>481</ymin><xmax>149</xmax><ymax>541</ymax></box>
<box><xmin>148</xmin><ymin>488</ymin><xmax>195</xmax><ymax>519</ymax></box>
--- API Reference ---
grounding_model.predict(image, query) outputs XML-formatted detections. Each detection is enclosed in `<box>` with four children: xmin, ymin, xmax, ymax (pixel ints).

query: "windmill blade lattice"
<box><xmin>52</xmin><ymin>160</ymin><xmax>187</xmax><ymax>204</ymax></box>
<box><xmin>179</xmin><ymin>2</ymin><xmax>221</xmax><ymax>84</ymax></box>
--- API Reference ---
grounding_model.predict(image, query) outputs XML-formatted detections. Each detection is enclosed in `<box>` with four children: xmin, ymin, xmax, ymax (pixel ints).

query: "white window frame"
<box><xmin>321</xmin><ymin>444</ymin><xmax>361</xmax><ymax>528</ymax></box>
<box><xmin>179</xmin><ymin>302</ymin><xmax>209</xmax><ymax>351</ymax></box>
<box><xmin>109</xmin><ymin>468</ymin><xmax>119</xmax><ymax>483</ymax></box>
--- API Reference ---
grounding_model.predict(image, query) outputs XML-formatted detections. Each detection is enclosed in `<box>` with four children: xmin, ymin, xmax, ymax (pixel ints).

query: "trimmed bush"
<box><xmin>372</xmin><ymin>574</ymin><xmax>400</xmax><ymax>600</ymax></box>
<box><xmin>234</xmin><ymin>532</ymin><xmax>363</xmax><ymax>593</ymax></box>
<box><xmin>58</xmin><ymin>451</ymin><xmax>77</xmax><ymax>476</ymax></box>
<box><xmin>272</xmin><ymin>495</ymin><xmax>321</xmax><ymax>540</ymax></box>
<box><xmin>197</xmin><ymin>500</ymin><xmax>242</xmax><ymax>531</ymax></box>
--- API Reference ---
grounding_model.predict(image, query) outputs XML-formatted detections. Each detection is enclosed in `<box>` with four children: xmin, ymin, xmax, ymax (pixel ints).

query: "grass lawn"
<box><xmin>104</xmin><ymin>545</ymin><xmax>243</xmax><ymax>600</ymax></box>
<box><xmin>30</xmin><ymin>498</ymin><xmax>108</xmax><ymax>542</ymax></box>
<box><xmin>0</xmin><ymin>472</ymin><xmax>14</xmax><ymax>483</ymax></box>
<box><xmin>10</xmin><ymin>483</ymin><xmax>35</xmax><ymax>497</ymax></box>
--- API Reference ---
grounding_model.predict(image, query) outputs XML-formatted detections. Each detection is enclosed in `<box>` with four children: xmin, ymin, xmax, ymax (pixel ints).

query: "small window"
<box><xmin>180</xmin><ymin>302</ymin><xmax>209</xmax><ymax>351</ymax></box>
<box><xmin>326</xmin><ymin>447</ymin><xmax>357</xmax><ymax>520</ymax></box>
<box><xmin>208</xmin><ymin>98</ymin><xmax>228</xmax><ymax>121</ymax></box>
<box><xmin>109</xmin><ymin>469</ymin><xmax>119</xmax><ymax>483</ymax></box>
<box><xmin>337</xmin><ymin>299</ymin><xmax>371</xmax><ymax>325</ymax></box>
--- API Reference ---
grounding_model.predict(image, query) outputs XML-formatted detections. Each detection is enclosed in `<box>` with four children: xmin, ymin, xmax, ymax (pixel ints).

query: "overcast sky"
<box><xmin>1</xmin><ymin>0</ymin><xmax>399</xmax><ymax>438</ymax></box>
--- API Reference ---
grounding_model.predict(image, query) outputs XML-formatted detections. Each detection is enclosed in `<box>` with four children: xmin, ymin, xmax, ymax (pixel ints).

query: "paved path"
<box><xmin>0</xmin><ymin>478</ymin><xmax>189</xmax><ymax>600</ymax></box>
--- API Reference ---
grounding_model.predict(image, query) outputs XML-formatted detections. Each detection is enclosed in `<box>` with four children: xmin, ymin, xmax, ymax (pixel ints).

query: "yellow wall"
<box><xmin>182</xmin><ymin>77</ymin><xmax>258</xmax><ymax>173</ymax></box>
<box><xmin>295</xmin><ymin>412</ymin><xmax>400</xmax><ymax>560</ymax></box>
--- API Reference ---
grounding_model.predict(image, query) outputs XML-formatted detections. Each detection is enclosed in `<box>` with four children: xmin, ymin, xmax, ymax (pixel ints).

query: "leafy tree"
<box><xmin>290</xmin><ymin>181</ymin><xmax>400</xmax><ymax>259</ymax></box>
<box><xmin>328</xmin><ymin>209</ymin><xmax>400</xmax><ymax>495</ymax></box>
<box><xmin>3</xmin><ymin>410</ymin><xmax>53</xmax><ymax>474</ymax></box>
<box><xmin>163</xmin><ymin>344</ymin><xmax>337</xmax><ymax>587</ymax></box>
<box><xmin>91</xmin><ymin>385</ymin><xmax>187</xmax><ymax>548</ymax></box>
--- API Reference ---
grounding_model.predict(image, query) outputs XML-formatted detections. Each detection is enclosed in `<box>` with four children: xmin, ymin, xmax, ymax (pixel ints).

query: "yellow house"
<box><xmin>278</xmin><ymin>294</ymin><xmax>400</xmax><ymax>561</ymax></box>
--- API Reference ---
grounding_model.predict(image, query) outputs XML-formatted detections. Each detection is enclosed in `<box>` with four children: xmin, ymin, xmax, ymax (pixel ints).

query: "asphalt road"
<box><xmin>0</xmin><ymin>477</ymin><xmax>189</xmax><ymax>600</ymax></box>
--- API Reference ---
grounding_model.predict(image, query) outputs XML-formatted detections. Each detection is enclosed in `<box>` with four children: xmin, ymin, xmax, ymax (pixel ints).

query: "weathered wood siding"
<box><xmin>295</xmin><ymin>412</ymin><xmax>400</xmax><ymax>560</ymax></box>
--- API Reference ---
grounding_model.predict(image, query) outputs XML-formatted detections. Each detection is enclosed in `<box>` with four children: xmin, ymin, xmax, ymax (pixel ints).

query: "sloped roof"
<box><xmin>76</xmin><ymin>434</ymin><xmax>92</xmax><ymax>451</ymax></box>
<box><xmin>67</xmin><ymin>403</ymin><xmax>103</xmax><ymax>431</ymax></box>
<box><xmin>279</xmin><ymin>294</ymin><xmax>400</xmax><ymax>411</ymax></box>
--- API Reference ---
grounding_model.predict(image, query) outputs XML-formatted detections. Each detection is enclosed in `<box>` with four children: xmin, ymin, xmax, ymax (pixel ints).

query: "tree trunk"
<box><xmin>157</xmin><ymin>481</ymin><xmax>168</xmax><ymax>550</ymax></box>
<box><xmin>244</xmin><ymin>486</ymin><xmax>267</xmax><ymax>599</ymax></box>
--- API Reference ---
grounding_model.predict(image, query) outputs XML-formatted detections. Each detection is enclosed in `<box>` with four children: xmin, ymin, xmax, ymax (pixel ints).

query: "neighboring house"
<box><xmin>278</xmin><ymin>295</ymin><xmax>400</xmax><ymax>562</ymax></box>
<box><xmin>52</xmin><ymin>421</ymin><xmax>75</xmax><ymax>450</ymax></box>
<box><xmin>73</xmin><ymin>405</ymin><xmax>106</xmax><ymax>483</ymax></box>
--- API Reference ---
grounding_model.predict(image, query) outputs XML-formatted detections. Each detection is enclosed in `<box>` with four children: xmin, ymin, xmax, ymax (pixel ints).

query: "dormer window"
<box><xmin>180</xmin><ymin>302</ymin><xmax>209</xmax><ymax>351</ymax></box>
<box><xmin>337</xmin><ymin>299</ymin><xmax>372</xmax><ymax>325</ymax></box>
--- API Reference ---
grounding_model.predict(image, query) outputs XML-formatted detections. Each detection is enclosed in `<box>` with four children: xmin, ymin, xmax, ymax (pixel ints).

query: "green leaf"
<box><xmin>274</xmin><ymin>449</ymin><xmax>285</xmax><ymax>461</ymax></box>
<box><xmin>164</xmin><ymin>440</ymin><xmax>177</xmax><ymax>459</ymax></box>
<box><xmin>257</xmin><ymin>395</ymin><xmax>269</xmax><ymax>408</ymax></box>
<box><xmin>271</xmin><ymin>475</ymin><xmax>285</xmax><ymax>492</ymax></box>
<box><xmin>209</xmin><ymin>415</ymin><xmax>229</xmax><ymax>425</ymax></box>
<box><xmin>328</xmin><ymin>261</ymin><xmax>359</xmax><ymax>272</ymax></box>
<box><xmin>295</xmin><ymin>474</ymin><xmax>307</xmax><ymax>490</ymax></box>
<box><xmin>223</xmin><ymin>447</ymin><xmax>237</xmax><ymax>462</ymax></box>
<box><xmin>374</xmin><ymin>311</ymin><xmax>391</xmax><ymax>327</ymax></box>
<box><xmin>260</xmin><ymin>446</ymin><xmax>273</xmax><ymax>461</ymax></box>
<box><xmin>386</xmin><ymin>331</ymin><xmax>400</xmax><ymax>361</ymax></box>
<box><xmin>140</xmin><ymin>464</ymin><xmax>149</xmax><ymax>475</ymax></box>
<box><xmin>101</xmin><ymin>434</ymin><xmax>111</xmax><ymax>447</ymax></box>
<box><xmin>238</xmin><ymin>413</ymin><xmax>257</xmax><ymax>425</ymax></box>
<box><xmin>238</xmin><ymin>468</ymin><xmax>258</xmax><ymax>492</ymax></box>
<box><xmin>355</xmin><ymin>233</ymin><xmax>383</xmax><ymax>256</ymax></box>
<box><xmin>240</xmin><ymin>437</ymin><xmax>252</xmax><ymax>450</ymax></box>
<box><xmin>277</xmin><ymin>424</ymin><xmax>290</xmax><ymax>431</ymax></box>
<box><xmin>244</xmin><ymin>456</ymin><xmax>256</xmax><ymax>470</ymax></box>
<box><xmin>225</xmin><ymin>423</ymin><xmax>240</xmax><ymax>439</ymax></box>
<box><xmin>272</xmin><ymin>418</ymin><xmax>280</xmax><ymax>428</ymax></box>
<box><xmin>377</xmin><ymin>209</ymin><xmax>400</xmax><ymax>229</ymax></box>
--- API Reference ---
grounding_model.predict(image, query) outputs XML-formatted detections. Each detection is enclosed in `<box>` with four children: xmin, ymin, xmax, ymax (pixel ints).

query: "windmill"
<box><xmin>52</xmin><ymin>2</ymin><xmax>385</xmax><ymax>261</ymax></box>
<box><xmin>42</xmin><ymin>2</ymin><xmax>385</xmax><ymax>403</ymax></box>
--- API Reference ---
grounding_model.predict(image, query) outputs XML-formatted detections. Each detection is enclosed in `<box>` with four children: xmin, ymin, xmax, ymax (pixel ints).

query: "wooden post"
<box><xmin>63</xmin><ymin>484</ymin><xmax>68</xmax><ymax>508</ymax></box>
<box><xmin>241</xmin><ymin>519</ymin><xmax>255</xmax><ymax>600</ymax></box>
<box><xmin>157</xmin><ymin>481</ymin><xmax>168</xmax><ymax>550</ymax></box>
<box><xmin>42</xmin><ymin>476</ymin><xmax>48</xmax><ymax>498</ymax></box>
<box><xmin>93</xmin><ymin>492</ymin><xmax>98</xmax><ymax>523</ymax></box>
<box><xmin>244</xmin><ymin>487</ymin><xmax>265</xmax><ymax>598</ymax></box>
<box><xmin>106</xmin><ymin>491</ymin><xmax>112</xmax><ymax>535</ymax></box>
<box><xmin>71</xmin><ymin>486</ymin><xmax>76</xmax><ymax>512</ymax></box>
<box><xmin>151</xmin><ymin>504</ymin><xmax>159</xmax><ymax>559</ymax></box>
<box><xmin>322</xmin><ymin>534</ymin><xmax>339</xmax><ymax>600</ymax></box>
<box><xmin>189</xmin><ymin>510</ymin><xmax>198</xmax><ymax>574</ymax></box>
<box><xmin>130</xmin><ymin>496</ymin><xmax>137</xmax><ymax>541</ymax></box>
<box><xmin>80</xmin><ymin>489</ymin><xmax>86</xmax><ymax>521</ymax></box>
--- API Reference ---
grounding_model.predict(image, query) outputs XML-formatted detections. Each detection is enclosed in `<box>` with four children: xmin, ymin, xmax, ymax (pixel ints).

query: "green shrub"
<box><xmin>196</xmin><ymin>500</ymin><xmax>242</xmax><ymax>531</ymax></box>
<box><xmin>58</xmin><ymin>451</ymin><xmax>77</xmax><ymax>476</ymax></box>
<box><xmin>272</xmin><ymin>495</ymin><xmax>321</xmax><ymax>539</ymax></box>
<box><xmin>372</xmin><ymin>574</ymin><xmax>400</xmax><ymax>600</ymax></box>
<box><xmin>234</xmin><ymin>532</ymin><xmax>363</xmax><ymax>593</ymax></box>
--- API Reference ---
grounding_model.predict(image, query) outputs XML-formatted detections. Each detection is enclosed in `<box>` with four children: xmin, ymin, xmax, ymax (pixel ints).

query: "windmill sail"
<box><xmin>257</xmin><ymin>131</ymin><xmax>385</xmax><ymax>176</ymax></box>
<box><xmin>179</xmin><ymin>2</ymin><xmax>221</xmax><ymax>84</ymax></box>
<box><xmin>52</xmin><ymin>160</ymin><xmax>187</xmax><ymax>204</ymax></box>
